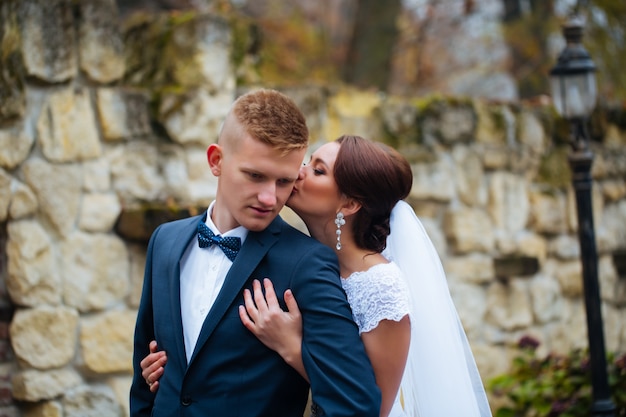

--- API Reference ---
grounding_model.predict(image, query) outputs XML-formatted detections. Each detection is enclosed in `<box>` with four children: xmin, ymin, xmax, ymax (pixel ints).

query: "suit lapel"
<box><xmin>167</xmin><ymin>215</ymin><xmax>201</xmax><ymax>370</ymax></box>
<box><xmin>188</xmin><ymin>217</ymin><xmax>282</xmax><ymax>366</ymax></box>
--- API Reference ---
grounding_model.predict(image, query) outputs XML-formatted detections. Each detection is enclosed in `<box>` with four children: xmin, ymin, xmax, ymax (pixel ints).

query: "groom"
<box><xmin>130</xmin><ymin>89</ymin><xmax>381</xmax><ymax>417</ymax></box>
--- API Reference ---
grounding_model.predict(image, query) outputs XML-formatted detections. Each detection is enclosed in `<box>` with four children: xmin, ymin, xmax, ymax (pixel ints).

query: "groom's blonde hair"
<box><xmin>227</xmin><ymin>89</ymin><xmax>309</xmax><ymax>155</ymax></box>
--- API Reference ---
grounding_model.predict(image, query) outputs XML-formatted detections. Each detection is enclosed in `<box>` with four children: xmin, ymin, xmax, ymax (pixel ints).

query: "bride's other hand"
<box><xmin>140</xmin><ymin>340</ymin><xmax>167</xmax><ymax>393</ymax></box>
<box><xmin>239</xmin><ymin>279</ymin><xmax>307</xmax><ymax>379</ymax></box>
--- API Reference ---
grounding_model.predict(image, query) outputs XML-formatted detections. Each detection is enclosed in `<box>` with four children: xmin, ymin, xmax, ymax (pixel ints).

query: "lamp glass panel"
<box><xmin>551</xmin><ymin>72</ymin><xmax>597</xmax><ymax>119</ymax></box>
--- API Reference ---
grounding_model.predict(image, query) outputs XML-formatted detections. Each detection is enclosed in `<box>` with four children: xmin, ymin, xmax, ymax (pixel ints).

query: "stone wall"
<box><xmin>0</xmin><ymin>0</ymin><xmax>625</xmax><ymax>416</ymax></box>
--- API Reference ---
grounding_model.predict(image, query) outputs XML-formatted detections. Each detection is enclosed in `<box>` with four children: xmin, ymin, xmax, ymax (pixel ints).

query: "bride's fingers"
<box><xmin>284</xmin><ymin>289</ymin><xmax>301</xmax><ymax>319</ymax></box>
<box><xmin>263</xmin><ymin>278</ymin><xmax>280</xmax><ymax>309</ymax></box>
<box><xmin>242</xmin><ymin>288</ymin><xmax>259</xmax><ymax>322</ymax></box>
<box><xmin>252</xmin><ymin>279</ymin><xmax>268</xmax><ymax>311</ymax></box>
<box><xmin>239</xmin><ymin>304</ymin><xmax>255</xmax><ymax>331</ymax></box>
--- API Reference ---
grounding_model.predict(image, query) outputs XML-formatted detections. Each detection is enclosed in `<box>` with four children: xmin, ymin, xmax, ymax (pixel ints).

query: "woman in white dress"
<box><xmin>141</xmin><ymin>135</ymin><xmax>492</xmax><ymax>417</ymax></box>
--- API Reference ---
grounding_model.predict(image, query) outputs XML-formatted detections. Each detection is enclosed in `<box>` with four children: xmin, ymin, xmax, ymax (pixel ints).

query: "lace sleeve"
<box><xmin>341</xmin><ymin>263</ymin><xmax>410</xmax><ymax>334</ymax></box>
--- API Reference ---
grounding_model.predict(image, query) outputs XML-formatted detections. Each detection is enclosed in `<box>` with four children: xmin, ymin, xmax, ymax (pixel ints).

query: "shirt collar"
<box><xmin>205</xmin><ymin>201</ymin><xmax>248</xmax><ymax>244</ymax></box>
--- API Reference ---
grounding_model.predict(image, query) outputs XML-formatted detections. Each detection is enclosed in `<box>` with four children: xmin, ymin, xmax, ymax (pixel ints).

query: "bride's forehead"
<box><xmin>311</xmin><ymin>142</ymin><xmax>340</xmax><ymax>159</ymax></box>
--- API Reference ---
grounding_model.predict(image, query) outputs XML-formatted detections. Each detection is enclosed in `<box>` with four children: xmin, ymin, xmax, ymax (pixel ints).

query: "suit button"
<box><xmin>181</xmin><ymin>396</ymin><xmax>192</xmax><ymax>406</ymax></box>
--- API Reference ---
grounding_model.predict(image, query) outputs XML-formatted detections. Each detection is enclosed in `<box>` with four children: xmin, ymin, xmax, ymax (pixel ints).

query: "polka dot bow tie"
<box><xmin>197</xmin><ymin>221</ymin><xmax>241</xmax><ymax>262</ymax></box>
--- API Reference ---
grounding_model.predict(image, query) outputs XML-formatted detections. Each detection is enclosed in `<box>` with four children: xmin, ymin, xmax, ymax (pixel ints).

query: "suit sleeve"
<box><xmin>291</xmin><ymin>245</ymin><xmax>381</xmax><ymax>416</ymax></box>
<box><xmin>129</xmin><ymin>226</ymin><xmax>160</xmax><ymax>417</ymax></box>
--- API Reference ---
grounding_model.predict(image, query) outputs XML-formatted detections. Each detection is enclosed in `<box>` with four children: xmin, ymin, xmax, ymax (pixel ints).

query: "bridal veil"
<box><xmin>382</xmin><ymin>200</ymin><xmax>492</xmax><ymax>417</ymax></box>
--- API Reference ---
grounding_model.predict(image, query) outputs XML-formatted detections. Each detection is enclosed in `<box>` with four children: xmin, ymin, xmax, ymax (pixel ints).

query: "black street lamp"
<box><xmin>549</xmin><ymin>15</ymin><xmax>616</xmax><ymax>417</ymax></box>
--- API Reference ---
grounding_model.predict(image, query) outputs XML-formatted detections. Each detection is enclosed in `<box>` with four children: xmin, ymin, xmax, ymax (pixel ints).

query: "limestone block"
<box><xmin>593</xmin><ymin>147</ymin><xmax>626</xmax><ymax>179</ymax></box>
<box><xmin>159</xmin><ymin>144</ymin><xmax>191</xmax><ymax>202</ymax></box>
<box><xmin>9</xmin><ymin>179</ymin><xmax>38</xmax><ymax>220</ymax></box>
<box><xmin>159</xmin><ymin>89</ymin><xmax>233</xmax><ymax>146</ymax></box>
<box><xmin>107</xmin><ymin>376</ymin><xmax>132</xmax><ymax>417</ymax></box>
<box><xmin>551</xmin><ymin>259</ymin><xmax>583</xmax><ymax>298</ymax></box>
<box><xmin>379</xmin><ymin>97</ymin><xmax>418</xmax><ymax>139</ymax></box>
<box><xmin>0</xmin><ymin>0</ymin><xmax>26</xmax><ymax>122</ymax></box>
<box><xmin>410</xmin><ymin>157</ymin><xmax>456</xmax><ymax>203</ymax></box>
<box><xmin>510</xmin><ymin>148</ymin><xmax>541</xmax><ymax>178</ymax></box>
<box><xmin>474</xmin><ymin>101</ymin><xmax>509</xmax><ymax>145</ymax></box>
<box><xmin>603</xmin><ymin>305</ymin><xmax>625</xmax><ymax>353</ymax></box>
<box><xmin>107</xmin><ymin>142</ymin><xmax>164</xmax><ymax>202</ymax></box>
<box><xmin>443</xmin><ymin>207</ymin><xmax>495</xmax><ymax>253</ymax></box>
<box><xmin>452</xmin><ymin>146</ymin><xmax>487</xmax><ymax>207</ymax></box>
<box><xmin>9</xmin><ymin>306</ymin><xmax>78</xmax><ymax>369</ymax></box>
<box><xmin>548</xmin><ymin>234</ymin><xmax>580</xmax><ymax>260</ymax></box>
<box><xmin>78</xmin><ymin>193</ymin><xmax>121</xmax><ymax>233</ymax></box>
<box><xmin>421</xmin><ymin>103</ymin><xmax>475</xmax><ymax>146</ymax></box>
<box><xmin>0</xmin><ymin>168</ymin><xmax>10</xmax><ymax>222</ymax></box>
<box><xmin>599</xmin><ymin>255</ymin><xmax>626</xmax><ymax>305</ymax></box>
<box><xmin>78</xmin><ymin>0</ymin><xmax>125</xmax><ymax>83</ymax></box>
<box><xmin>544</xmin><ymin>298</ymin><xmax>588</xmax><ymax>354</ymax></box>
<box><xmin>284</xmin><ymin>86</ymin><xmax>335</xmax><ymax>144</ymax></box>
<box><xmin>19</xmin><ymin>0</ymin><xmax>77</xmax><ymax>82</ymax></box>
<box><xmin>0</xmin><ymin>125</ymin><xmax>34</xmax><ymax>170</ymax></box>
<box><xmin>601</xmin><ymin>200</ymin><xmax>626</xmax><ymax>252</ymax></box>
<box><xmin>448</xmin><ymin>282</ymin><xmax>487</xmax><ymax>334</ymax></box>
<box><xmin>518</xmin><ymin>110</ymin><xmax>547</xmax><ymax>154</ymax></box>
<box><xmin>469</xmin><ymin>343</ymin><xmax>509</xmax><ymax>384</ymax></box>
<box><xmin>494</xmin><ymin>230</ymin><xmax>516</xmax><ymax>255</ymax></box>
<box><xmin>444</xmin><ymin>254</ymin><xmax>494</xmax><ymax>285</ymax></box>
<box><xmin>82</xmin><ymin>158</ymin><xmax>111</xmax><ymax>192</ymax></box>
<box><xmin>80</xmin><ymin>310</ymin><xmax>136</xmax><ymax>374</ymax></box>
<box><xmin>12</xmin><ymin>368</ymin><xmax>81</xmax><ymax>402</ymax></box>
<box><xmin>529</xmin><ymin>275</ymin><xmax>563</xmax><ymax>324</ymax></box>
<box><xmin>602</xmin><ymin>179</ymin><xmax>626</xmax><ymax>202</ymax></box>
<box><xmin>127</xmin><ymin>244</ymin><xmax>146</xmax><ymax>309</ymax></box>
<box><xmin>486</xmin><ymin>280</ymin><xmax>533</xmax><ymax>330</ymax></box>
<box><xmin>6</xmin><ymin>220</ymin><xmax>61</xmax><ymax>306</ymax></box>
<box><xmin>480</xmin><ymin>145</ymin><xmax>509</xmax><ymax>170</ymax></box>
<box><xmin>528</xmin><ymin>190</ymin><xmax>568</xmax><ymax>234</ymax></box>
<box><xmin>488</xmin><ymin>172</ymin><xmax>529</xmax><ymax>233</ymax></box>
<box><xmin>24</xmin><ymin>401</ymin><xmax>62</xmax><ymax>417</ymax></box>
<box><xmin>96</xmin><ymin>88</ymin><xmax>151</xmax><ymax>141</ymax></box>
<box><xmin>62</xmin><ymin>385</ymin><xmax>122</xmax><ymax>417</ymax></box>
<box><xmin>185</xmin><ymin>147</ymin><xmax>218</xmax><ymax>204</ymax></box>
<box><xmin>168</xmin><ymin>14</ymin><xmax>233</xmax><ymax>91</ymax></box>
<box><xmin>22</xmin><ymin>158</ymin><xmax>82</xmax><ymax>237</ymax></box>
<box><xmin>61</xmin><ymin>232</ymin><xmax>129</xmax><ymax>312</ymax></box>
<box><xmin>37</xmin><ymin>88</ymin><xmax>102</xmax><ymax>163</ymax></box>
<box><xmin>324</xmin><ymin>89</ymin><xmax>383</xmax><ymax>142</ymax></box>
<box><xmin>604</xmin><ymin>123</ymin><xmax>626</xmax><ymax>147</ymax></box>
<box><xmin>515</xmin><ymin>232</ymin><xmax>547</xmax><ymax>264</ymax></box>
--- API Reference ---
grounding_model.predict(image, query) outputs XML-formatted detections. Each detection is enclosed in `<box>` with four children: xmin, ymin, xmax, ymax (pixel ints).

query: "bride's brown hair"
<box><xmin>333</xmin><ymin>135</ymin><xmax>413</xmax><ymax>253</ymax></box>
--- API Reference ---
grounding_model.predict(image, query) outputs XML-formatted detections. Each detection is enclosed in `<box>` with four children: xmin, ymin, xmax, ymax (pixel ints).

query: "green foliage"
<box><xmin>489</xmin><ymin>336</ymin><xmax>626</xmax><ymax>417</ymax></box>
<box><xmin>254</xmin><ymin>12</ymin><xmax>337</xmax><ymax>85</ymax></box>
<box><xmin>501</xmin><ymin>2</ymin><xmax>559</xmax><ymax>99</ymax></box>
<box><xmin>584</xmin><ymin>0</ymin><xmax>626</xmax><ymax>104</ymax></box>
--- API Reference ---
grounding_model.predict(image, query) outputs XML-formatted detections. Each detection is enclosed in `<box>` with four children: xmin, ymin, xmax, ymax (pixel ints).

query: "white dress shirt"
<box><xmin>180</xmin><ymin>202</ymin><xmax>248</xmax><ymax>363</ymax></box>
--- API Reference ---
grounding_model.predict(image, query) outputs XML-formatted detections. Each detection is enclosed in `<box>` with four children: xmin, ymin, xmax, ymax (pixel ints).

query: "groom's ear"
<box><xmin>207</xmin><ymin>144</ymin><xmax>223</xmax><ymax>176</ymax></box>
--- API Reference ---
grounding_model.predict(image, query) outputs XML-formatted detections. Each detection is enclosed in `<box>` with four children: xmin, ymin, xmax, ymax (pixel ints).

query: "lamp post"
<box><xmin>549</xmin><ymin>15</ymin><xmax>616</xmax><ymax>417</ymax></box>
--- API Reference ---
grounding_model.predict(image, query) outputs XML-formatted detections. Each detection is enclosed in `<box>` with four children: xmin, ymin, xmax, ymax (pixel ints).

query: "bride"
<box><xmin>141</xmin><ymin>135</ymin><xmax>492</xmax><ymax>417</ymax></box>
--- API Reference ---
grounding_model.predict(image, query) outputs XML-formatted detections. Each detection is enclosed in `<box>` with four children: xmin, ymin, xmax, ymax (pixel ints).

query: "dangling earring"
<box><xmin>335</xmin><ymin>212</ymin><xmax>345</xmax><ymax>251</ymax></box>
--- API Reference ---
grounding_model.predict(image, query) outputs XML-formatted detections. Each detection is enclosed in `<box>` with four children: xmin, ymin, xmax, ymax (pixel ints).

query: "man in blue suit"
<box><xmin>130</xmin><ymin>89</ymin><xmax>381</xmax><ymax>417</ymax></box>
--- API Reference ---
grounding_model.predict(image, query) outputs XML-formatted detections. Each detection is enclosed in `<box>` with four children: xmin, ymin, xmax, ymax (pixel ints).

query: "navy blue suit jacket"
<box><xmin>130</xmin><ymin>214</ymin><xmax>381</xmax><ymax>417</ymax></box>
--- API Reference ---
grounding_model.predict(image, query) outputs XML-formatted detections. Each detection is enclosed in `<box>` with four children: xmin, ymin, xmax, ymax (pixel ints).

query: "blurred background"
<box><xmin>115</xmin><ymin>0</ymin><xmax>626</xmax><ymax>104</ymax></box>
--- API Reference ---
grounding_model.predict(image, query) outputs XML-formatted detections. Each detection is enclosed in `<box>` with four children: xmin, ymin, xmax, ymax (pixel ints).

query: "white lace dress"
<box><xmin>340</xmin><ymin>262</ymin><xmax>411</xmax><ymax>417</ymax></box>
